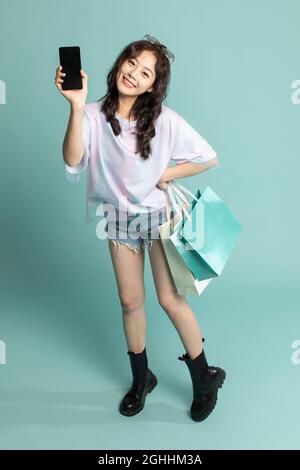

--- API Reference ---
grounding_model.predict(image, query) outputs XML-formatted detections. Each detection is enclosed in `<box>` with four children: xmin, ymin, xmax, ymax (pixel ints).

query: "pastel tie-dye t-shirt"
<box><xmin>64</xmin><ymin>98</ymin><xmax>217</xmax><ymax>224</ymax></box>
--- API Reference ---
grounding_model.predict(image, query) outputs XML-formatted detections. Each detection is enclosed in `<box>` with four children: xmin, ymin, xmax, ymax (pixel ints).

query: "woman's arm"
<box><xmin>62</xmin><ymin>104</ymin><xmax>85</xmax><ymax>167</ymax></box>
<box><xmin>158</xmin><ymin>157</ymin><xmax>219</xmax><ymax>187</ymax></box>
<box><xmin>55</xmin><ymin>65</ymin><xmax>88</xmax><ymax>166</ymax></box>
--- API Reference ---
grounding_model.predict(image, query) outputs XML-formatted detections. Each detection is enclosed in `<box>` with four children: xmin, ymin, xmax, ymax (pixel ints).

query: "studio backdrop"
<box><xmin>0</xmin><ymin>0</ymin><xmax>300</xmax><ymax>451</ymax></box>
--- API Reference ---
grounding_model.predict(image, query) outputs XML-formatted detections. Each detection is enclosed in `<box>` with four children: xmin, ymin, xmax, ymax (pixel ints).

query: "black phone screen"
<box><xmin>59</xmin><ymin>46</ymin><xmax>83</xmax><ymax>90</ymax></box>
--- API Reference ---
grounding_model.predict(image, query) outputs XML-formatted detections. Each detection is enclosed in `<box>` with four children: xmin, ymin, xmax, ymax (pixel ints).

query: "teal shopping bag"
<box><xmin>167</xmin><ymin>183</ymin><xmax>243</xmax><ymax>281</ymax></box>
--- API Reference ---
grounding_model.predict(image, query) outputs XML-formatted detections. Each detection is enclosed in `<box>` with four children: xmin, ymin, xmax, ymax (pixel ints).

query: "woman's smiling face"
<box><xmin>117</xmin><ymin>49</ymin><xmax>157</xmax><ymax>96</ymax></box>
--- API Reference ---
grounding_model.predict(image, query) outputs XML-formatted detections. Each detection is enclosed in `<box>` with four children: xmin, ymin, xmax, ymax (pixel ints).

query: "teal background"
<box><xmin>1</xmin><ymin>0</ymin><xmax>300</xmax><ymax>450</ymax></box>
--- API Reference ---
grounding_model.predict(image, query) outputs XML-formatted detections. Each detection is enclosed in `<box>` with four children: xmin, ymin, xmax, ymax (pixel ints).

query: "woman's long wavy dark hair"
<box><xmin>97</xmin><ymin>38</ymin><xmax>172</xmax><ymax>160</ymax></box>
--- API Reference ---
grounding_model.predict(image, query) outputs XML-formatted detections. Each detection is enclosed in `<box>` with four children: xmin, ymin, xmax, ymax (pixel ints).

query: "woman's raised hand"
<box><xmin>55</xmin><ymin>66</ymin><xmax>88</xmax><ymax>109</ymax></box>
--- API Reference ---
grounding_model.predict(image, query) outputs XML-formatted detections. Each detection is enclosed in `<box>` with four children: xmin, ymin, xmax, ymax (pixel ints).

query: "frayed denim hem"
<box><xmin>110</xmin><ymin>239</ymin><xmax>154</xmax><ymax>253</ymax></box>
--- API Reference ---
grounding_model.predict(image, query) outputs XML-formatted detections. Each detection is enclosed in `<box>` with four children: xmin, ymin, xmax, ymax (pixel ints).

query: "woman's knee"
<box><xmin>158</xmin><ymin>293</ymin><xmax>182</xmax><ymax>315</ymax></box>
<box><xmin>120</xmin><ymin>292</ymin><xmax>146</xmax><ymax>314</ymax></box>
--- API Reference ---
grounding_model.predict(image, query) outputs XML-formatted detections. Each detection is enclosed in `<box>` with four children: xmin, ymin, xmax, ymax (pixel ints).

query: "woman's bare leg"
<box><xmin>148</xmin><ymin>239</ymin><xmax>203</xmax><ymax>359</ymax></box>
<box><xmin>108</xmin><ymin>239</ymin><xmax>147</xmax><ymax>353</ymax></box>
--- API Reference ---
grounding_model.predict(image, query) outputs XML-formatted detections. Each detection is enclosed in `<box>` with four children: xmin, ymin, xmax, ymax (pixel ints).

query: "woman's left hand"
<box><xmin>156</xmin><ymin>176</ymin><xmax>169</xmax><ymax>190</ymax></box>
<box><xmin>156</xmin><ymin>181</ymin><xmax>168</xmax><ymax>190</ymax></box>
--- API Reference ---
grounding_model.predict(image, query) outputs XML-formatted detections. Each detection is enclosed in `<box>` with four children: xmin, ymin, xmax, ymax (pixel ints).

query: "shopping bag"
<box><xmin>158</xmin><ymin>184</ymin><xmax>214</xmax><ymax>296</ymax></box>
<box><xmin>167</xmin><ymin>182</ymin><xmax>244</xmax><ymax>281</ymax></box>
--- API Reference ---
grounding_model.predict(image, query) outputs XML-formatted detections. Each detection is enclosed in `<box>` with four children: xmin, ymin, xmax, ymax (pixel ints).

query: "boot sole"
<box><xmin>191</xmin><ymin>367</ymin><xmax>226</xmax><ymax>422</ymax></box>
<box><xmin>119</xmin><ymin>374</ymin><xmax>158</xmax><ymax>417</ymax></box>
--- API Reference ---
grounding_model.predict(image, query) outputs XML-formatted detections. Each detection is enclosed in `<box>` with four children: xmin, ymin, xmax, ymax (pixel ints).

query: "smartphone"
<box><xmin>59</xmin><ymin>46</ymin><xmax>82</xmax><ymax>90</ymax></box>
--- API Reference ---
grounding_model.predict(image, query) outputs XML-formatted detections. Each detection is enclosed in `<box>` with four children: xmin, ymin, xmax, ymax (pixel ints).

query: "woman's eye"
<box><xmin>128</xmin><ymin>59</ymin><xmax>149</xmax><ymax>77</ymax></box>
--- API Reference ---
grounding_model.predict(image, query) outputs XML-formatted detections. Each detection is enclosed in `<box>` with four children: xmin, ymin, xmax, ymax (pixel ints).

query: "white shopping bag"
<box><xmin>158</xmin><ymin>182</ymin><xmax>213</xmax><ymax>296</ymax></box>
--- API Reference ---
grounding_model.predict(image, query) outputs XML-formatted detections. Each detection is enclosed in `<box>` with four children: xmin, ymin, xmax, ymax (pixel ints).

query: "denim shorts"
<box><xmin>106</xmin><ymin>208</ymin><xmax>169</xmax><ymax>253</ymax></box>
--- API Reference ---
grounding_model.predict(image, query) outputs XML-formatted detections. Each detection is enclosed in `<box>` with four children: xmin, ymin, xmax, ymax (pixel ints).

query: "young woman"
<box><xmin>55</xmin><ymin>34</ymin><xmax>226</xmax><ymax>422</ymax></box>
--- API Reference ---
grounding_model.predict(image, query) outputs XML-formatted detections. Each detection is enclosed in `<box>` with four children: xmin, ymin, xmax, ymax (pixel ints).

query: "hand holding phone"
<box><xmin>55</xmin><ymin>46</ymin><xmax>88</xmax><ymax>108</ymax></box>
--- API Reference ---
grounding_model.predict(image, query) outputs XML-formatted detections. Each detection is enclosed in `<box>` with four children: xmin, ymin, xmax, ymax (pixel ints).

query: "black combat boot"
<box><xmin>119</xmin><ymin>347</ymin><xmax>158</xmax><ymax>417</ymax></box>
<box><xmin>178</xmin><ymin>339</ymin><xmax>226</xmax><ymax>421</ymax></box>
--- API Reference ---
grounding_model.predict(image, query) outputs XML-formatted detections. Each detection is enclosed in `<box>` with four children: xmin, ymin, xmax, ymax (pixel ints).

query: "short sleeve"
<box><xmin>170</xmin><ymin>116</ymin><xmax>217</xmax><ymax>165</ymax></box>
<box><xmin>64</xmin><ymin>110</ymin><xmax>91</xmax><ymax>183</ymax></box>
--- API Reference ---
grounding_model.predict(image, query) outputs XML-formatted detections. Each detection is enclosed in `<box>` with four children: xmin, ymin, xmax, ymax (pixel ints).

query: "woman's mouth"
<box><xmin>122</xmin><ymin>75</ymin><xmax>136</xmax><ymax>88</ymax></box>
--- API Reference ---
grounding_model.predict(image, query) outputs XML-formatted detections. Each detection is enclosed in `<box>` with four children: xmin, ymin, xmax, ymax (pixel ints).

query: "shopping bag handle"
<box><xmin>166</xmin><ymin>183</ymin><xmax>186</xmax><ymax>225</ymax></box>
<box><xmin>165</xmin><ymin>181</ymin><xmax>200</xmax><ymax>226</ymax></box>
<box><xmin>169</xmin><ymin>181</ymin><xmax>200</xmax><ymax>202</ymax></box>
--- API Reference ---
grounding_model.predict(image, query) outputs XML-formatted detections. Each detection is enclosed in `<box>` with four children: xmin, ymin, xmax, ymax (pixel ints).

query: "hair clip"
<box><xmin>142</xmin><ymin>34</ymin><xmax>175</xmax><ymax>63</ymax></box>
